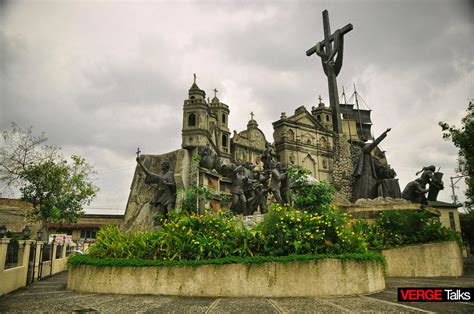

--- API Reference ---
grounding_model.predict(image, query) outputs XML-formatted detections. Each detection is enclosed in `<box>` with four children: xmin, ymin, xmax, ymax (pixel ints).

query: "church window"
<box><xmin>306</xmin><ymin>139</ymin><xmax>312</xmax><ymax>145</ymax></box>
<box><xmin>320</xmin><ymin>137</ymin><xmax>327</xmax><ymax>147</ymax></box>
<box><xmin>317</xmin><ymin>115</ymin><xmax>321</xmax><ymax>121</ymax></box>
<box><xmin>323</xmin><ymin>159</ymin><xmax>328</xmax><ymax>169</ymax></box>
<box><xmin>326</xmin><ymin>115</ymin><xmax>330</xmax><ymax>122</ymax></box>
<box><xmin>222</xmin><ymin>113</ymin><xmax>226</xmax><ymax>124</ymax></box>
<box><xmin>222</xmin><ymin>134</ymin><xmax>228</xmax><ymax>147</ymax></box>
<box><xmin>288</xmin><ymin>129</ymin><xmax>295</xmax><ymax>141</ymax></box>
<box><xmin>188</xmin><ymin>113</ymin><xmax>196</xmax><ymax>127</ymax></box>
<box><xmin>190</xmin><ymin>96</ymin><xmax>195</xmax><ymax>99</ymax></box>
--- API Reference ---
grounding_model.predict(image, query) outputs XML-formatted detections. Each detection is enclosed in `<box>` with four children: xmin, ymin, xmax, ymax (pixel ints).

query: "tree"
<box><xmin>439</xmin><ymin>100</ymin><xmax>474</xmax><ymax>211</ymax></box>
<box><xmin>0</xmin><ymin>123</ymin><xmax>98</xmax><ymax>232</ymax></box>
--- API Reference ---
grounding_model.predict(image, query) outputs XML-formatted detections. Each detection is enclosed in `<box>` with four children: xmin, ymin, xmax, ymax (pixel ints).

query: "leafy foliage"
<box><xmin>253</xmin><ymin>204</ymin><xmax>367</xmax><ymax>256</ymax></box>
<box><xmin>20</xmin><ymin>155</ymin><xmax>98</xmax><ymax>226</ymax></box>
<box><xmin>439</xmin><ymin>100</ymin><xmax>474</xmax><ymax>210</ymax></box>
<box><xmin>69</xmin><ymin>252</ymin><xmax>386</xmax><ymax>268</ymax></box>
<box><xmin>0</xmin><ymin>123</ymin><xmax>98</xmax><ymax>230</ymax></box>
<box><xmin>460</xmin><ymin>211</ymin><xmax>474</xmax><ymax>252</ymax></box>
<box><xmin>355</xmin><ymin>210</ymin><xmax>459</xmax><ymax>249</ymax></box>
<box><xmin>287</xmin><ymin>167</ymin><xmax>335</xmax><ymax>213</ymax></box>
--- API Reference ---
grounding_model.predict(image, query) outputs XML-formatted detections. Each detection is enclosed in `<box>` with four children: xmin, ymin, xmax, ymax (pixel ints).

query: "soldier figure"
<box><xmin>136</xmin><ymin>156</ymin><xmax>176</xmax><ymax>219</ymax></box>
<box><xmin>269</xmin><ymin>162</ymin><xmax>285</xmax><ymax>205</ymax></box>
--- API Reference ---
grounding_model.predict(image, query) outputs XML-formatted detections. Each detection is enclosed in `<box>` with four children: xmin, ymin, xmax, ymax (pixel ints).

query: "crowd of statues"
<box><xmin>134</xmin><ymin>140</ymin><xmax>446</xmax><ymax>220</ymax></box>
<box><xmin>219</xmin><ymin>159</ymin><xmax>289</xmax><ymax>216</ymax></box>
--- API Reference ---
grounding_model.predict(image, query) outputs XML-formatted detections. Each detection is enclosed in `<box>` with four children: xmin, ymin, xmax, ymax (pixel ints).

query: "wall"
<box><xmin>0</xmin><ymin>239</ymin><xmax>70</xmax><ymax>296</ymax></box>
<box><xmin>380</xmin><ymin>241</ymin><xmax>463</xmax><ymax>277</ymax></box>
<box><xmin>68</xmin><ymin>258</ymin><xmax>385</xmax><ymax>297</ymax></box>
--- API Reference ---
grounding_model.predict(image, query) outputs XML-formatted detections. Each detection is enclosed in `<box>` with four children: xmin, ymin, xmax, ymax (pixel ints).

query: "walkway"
<box><xmin>1</xmin><ymin>267</ymin><xmax>473</xmax><ymax>312</ymax></box>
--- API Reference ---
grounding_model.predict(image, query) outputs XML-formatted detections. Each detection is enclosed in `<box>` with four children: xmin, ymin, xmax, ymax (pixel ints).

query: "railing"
<box><xmin>42</xmin><ymin>244</ymin><xmax>52</xmax><ymax>262</ymax></box>
<box><xmin>55</xmin><ymin>244</ymin><xmax>63</xmax><ymax>259</ymax></box>
<box><xmin>4</xmin><ymin>240</ymin><xmax>19</xmax><ymax>269</ymax></box>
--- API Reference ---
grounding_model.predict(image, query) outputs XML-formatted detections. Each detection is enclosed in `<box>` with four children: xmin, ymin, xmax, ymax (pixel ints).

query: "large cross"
<box><xmin>306</xmin><ymin>10</ymin><xmax>353</xmax><ymax>135</ymax></box>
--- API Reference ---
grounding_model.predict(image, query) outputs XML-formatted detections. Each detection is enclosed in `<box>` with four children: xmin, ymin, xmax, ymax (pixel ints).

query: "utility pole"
<box><xmin>450</xmin><ymin>175</ymin><xmax>465</xmax><ymax>204</ymax></box>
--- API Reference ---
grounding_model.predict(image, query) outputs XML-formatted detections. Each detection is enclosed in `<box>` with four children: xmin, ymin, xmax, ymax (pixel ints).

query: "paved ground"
<box><xmin>1</xmin><ymin>261</ymin><xmax>473</xmax><ymax>313</ymax></box>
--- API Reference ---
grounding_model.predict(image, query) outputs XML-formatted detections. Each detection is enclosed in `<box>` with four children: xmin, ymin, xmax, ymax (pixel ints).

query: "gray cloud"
<box><xmin>1</xmin><ymin>0</ymin><xmax>471</xmax><ymax>211</ymax></box>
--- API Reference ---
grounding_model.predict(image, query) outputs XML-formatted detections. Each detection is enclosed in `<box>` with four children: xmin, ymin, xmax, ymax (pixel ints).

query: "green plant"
<box><xmin>158</xmin><ymin>211</ymin><xmax>253</xmax><ymax>261</ymax></box>
<box><xmin>253</xmin><ymin>204</ymin><xmax>367</xmax><ymax>256</ymax></box>
<box><xmin>357</xmin><ymin>210</ymin><xmax>459</xmax><ymax>249</ymax></box>
<box><xmin>287</xmin><ymin>167</ymin><xmax>335</xmax><ymax>213</ymax></box>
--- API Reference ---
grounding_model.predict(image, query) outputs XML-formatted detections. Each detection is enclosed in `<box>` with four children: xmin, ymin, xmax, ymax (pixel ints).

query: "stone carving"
<box><xmin>136</xmin><ymin>154</ymin><xmax>176</xmax><ymax>219</ymax></box>
<box><xmin>351</xmin><ymin>128</ymin><xmax>391</xmax><ymax>202</ymax></box>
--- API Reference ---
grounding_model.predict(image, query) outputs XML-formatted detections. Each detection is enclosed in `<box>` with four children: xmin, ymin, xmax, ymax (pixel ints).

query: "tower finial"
<box><xmin>318</xmin><ymin>95</ymin><xmax>322</xmax><ymax>103</ymax></box>
<box><xmin>213</xmin><ymin>88</ymin><xmax>218</xmax><ymax>98</ymax></box>
<box><xmin>250</xmin><ymin>111</ymin><xmax>254</xmax><ymax>120</ymax></box>
<box><xmin>193</xmin><ymin>73</ymin><xmax>196</xmax><ymax>83</ymax></box>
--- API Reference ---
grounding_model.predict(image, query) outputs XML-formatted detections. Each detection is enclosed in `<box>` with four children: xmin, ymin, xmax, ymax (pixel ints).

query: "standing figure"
<box><xmin>230</xmin><ymin>165</ymin><xmax>248</xmax><ymax>215</ymax></box>
<box><xmin>136</xmin><ymin>156</ymin><xmax>176</xmax><ymax>219</ymax></box>
<box><xmin>269</xmin><ymin>162</ymin><xmax>285</xmax><ymax>205</ymax></box>
<box><xmin>280</xmin><ymin>165</ymin><xmax>291</xmax><ymax>205</ymax></box>
<box><xmin>416</xmin><ymin>165</ymin><xmax>435</xmax><ymax>188</ymax></box>
<box><xmin>351</xmin><ymin>128</ymin><xmax>391</xmax><ymax>202</ymax></box>
<box><xmin>261</xmin><ymin>143</ymin><xmax>273</xmax><ymax>171</ymax></box>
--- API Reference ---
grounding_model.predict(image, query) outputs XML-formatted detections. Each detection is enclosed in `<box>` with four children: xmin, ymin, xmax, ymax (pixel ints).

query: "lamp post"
<box><xmin>22</xmin><ymin>225</ymin><xmax>31</xmax><ymax>240</ymax></box>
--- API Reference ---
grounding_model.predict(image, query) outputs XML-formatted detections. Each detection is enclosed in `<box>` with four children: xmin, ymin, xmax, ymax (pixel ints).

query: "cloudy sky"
<box><xmin>1</xmin><ymin>0</ymin><xmax>472</xmax><ymax>214</ymax></box>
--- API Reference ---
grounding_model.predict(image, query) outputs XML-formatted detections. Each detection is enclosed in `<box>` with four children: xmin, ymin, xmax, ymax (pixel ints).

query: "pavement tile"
<box><xmin>208</xmin><ymin>298</ymin><xmax>278</xmax><ymax>314</ymax></box>
<box><xmin>269</xmin><ymin>297</ymin><xmax>346</xmax><ymax>313</ymax></box>
<box><xmin>143</xmin><ymin>296</ymin><xmax>216</xmax><ymax>314</ymax></box>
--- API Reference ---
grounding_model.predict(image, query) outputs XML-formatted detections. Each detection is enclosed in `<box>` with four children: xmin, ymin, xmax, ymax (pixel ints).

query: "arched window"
<box><xmin>188</xmin><ymin>113</ymin><xmax>196</xmax><ymax>127</ymax></box>
<box><xmin>190</xmin><ymin>96</ymin><xmax>195</xmax><ymax>99</ymax></box>
<box><xmin>222</xmin><ymin>134</ymin><xmax>228</xmax><ymax>147</ymax></box>
<box><xmin>306</xmin><ymin>139</ymin><xmax>312</xmax><ymax>145</ymax></box>
<box><xmin>287</xmin><ymin>129</ymin><xmax>295</xmax><ymax>141</ymax></box>
<box><xmin>320</xmin><ymin>136</ymin><xmax>327</xmax><ymax>147</ymax></box>
<box><xmin>326</xmin><ymin>115</ymin><xmax>330</xmax><ymax>122</ymax></box>
<box><xmin>317</xmin><ymin>115</ymin><xmax>321</xmax><ymax>121</ymax></box>
<box><xmin>222</xmin><ymin>113</ymin><xmax>226</xmax><ymax>124</ymax></box>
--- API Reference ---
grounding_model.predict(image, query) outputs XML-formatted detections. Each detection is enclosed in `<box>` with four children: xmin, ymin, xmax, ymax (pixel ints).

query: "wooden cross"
<box><xmin>213</xmin><ymin>88</ymin><xmax>218</xmax><ymax>98</ymax></box>
<box><xmin>250</xmin><ymin>112</ymin><xmax>254</xmax><ymax>120</ymax></box>
<box><xmin>306</xmin><ymin>10</ymin><xmax>353</xmax><ymax>135</ymax></box>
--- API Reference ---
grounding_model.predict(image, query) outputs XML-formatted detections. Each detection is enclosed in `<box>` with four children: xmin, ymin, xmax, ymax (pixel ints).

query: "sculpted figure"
<box><xmin>351</xmin><ymin>128</ymin><xmax>391</xmax><ymax>202</ymax></box>
<box><xmin>269</xmin><ymin>162</ymin><xmax>285</xmax><ymax>205</ymax></box>
<box><xmin>402</xmin><ymin>178</ymin><xmax>429</xmax><ymax>205</ymax></box>
<box><xmin>136</xmin><ymin>157</ymin><xmax>176</xmax><ymax>219</ymax></box>
<box><xmin>415</xmin><ymin>165</ymin><xmax>444</xmax><ymax>202</ymax></box>
<box><xmin>198</xmin><ymin>145</ymin><xmax>221</xmax><ymax>171</ymax></box>
<box><xmin>261</xmin><ymin>143</ymin><xmax>273</xmax><ymax>171</ymax></box>
<box><xmin>280</xmin><ymin>165</ymin><xmax>291</xmax><ymax>205</ymax></box>
<box><xmin>230</xmin><ymin>165</ymin><xmax>248</xmax><ymax>215</ymax></box>
<box><xmin>253</xmin><ymin>182</ymin><xmax>268</xmax><ymax>214</ymax></box>
<box><xmin>242</xmin><ymin>162</ymin><xmax>257</xmax><ymax>214</ymax></box>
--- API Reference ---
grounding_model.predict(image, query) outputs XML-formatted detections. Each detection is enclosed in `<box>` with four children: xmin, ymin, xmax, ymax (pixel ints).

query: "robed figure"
<box><xmin>351</xmin><ymin>128</ymin><xmax>391</xmax><ymax>202</ymax></box>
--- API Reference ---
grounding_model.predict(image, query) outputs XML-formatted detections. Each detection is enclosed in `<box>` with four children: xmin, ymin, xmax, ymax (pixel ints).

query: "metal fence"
<box><xmin>42</xmin><ymin>244</ymin><xmax>52</xmax><ymax>262</ymax></box>
<box><xmin>4</xmin><ymin>240</ymin><xmax>20</xmax><ymax>269</ymax></box>
<box><xmin>55</xmin><ymin>244</ymin><xmax>63</xmax><ymax>259</ymax></box>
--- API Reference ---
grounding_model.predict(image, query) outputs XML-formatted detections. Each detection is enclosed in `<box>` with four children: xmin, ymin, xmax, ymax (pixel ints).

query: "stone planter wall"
<box><xmin>68</xmin><ymin>258</ymin><xmax>385</xmax><ymax>297</ymax></box>
<box><xmin>379</xmin><ymin>241</ymin><xmax>463</xmax><ymax>277</ymax></box>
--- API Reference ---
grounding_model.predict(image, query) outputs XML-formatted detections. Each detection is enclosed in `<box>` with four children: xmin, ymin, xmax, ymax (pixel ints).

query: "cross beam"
<box><xmin>306</xmin><ymin>23</ymin><xmax>353</xmax><ymax>57</ymax></box>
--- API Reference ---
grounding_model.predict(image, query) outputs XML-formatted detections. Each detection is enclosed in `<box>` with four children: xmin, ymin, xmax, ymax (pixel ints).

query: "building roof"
<box><xmin>428</xmin><ymin>200</ymin><xmax>461</xmax><ymax>208</ymax></box>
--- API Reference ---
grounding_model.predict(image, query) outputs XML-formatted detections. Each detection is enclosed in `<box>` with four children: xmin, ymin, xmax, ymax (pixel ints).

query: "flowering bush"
<box><xmin>158</xmin><ymin>211</ymin><xmax>252</xmax><ymax>260</ymax></box>
<box><xmin>252</xmin><ymin>204</ymin><xmax>367</xmax><ymax>255</ymax></box>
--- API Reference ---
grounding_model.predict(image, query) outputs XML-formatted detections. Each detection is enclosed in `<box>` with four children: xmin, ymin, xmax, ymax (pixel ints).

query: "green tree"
<box><xmin>439</xmin><ymin>100</ymin><xmax>474</xmax><ymax>211</ymax></box>
<box><xmin>0</xmin><ymin>123</ymin><xmax>98</xmax><ymax>233</ymax></box>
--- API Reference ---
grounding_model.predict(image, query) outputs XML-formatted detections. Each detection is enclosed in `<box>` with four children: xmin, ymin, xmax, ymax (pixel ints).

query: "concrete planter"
<box><xmin>378</xmin><ymin>241</ymin><xmax>463</xmax><ymax>277</ymax></box>
<box><xmin>68</xmin><ymin>258</ymin><xmax>385</xmax><ymax>297</ymax></box>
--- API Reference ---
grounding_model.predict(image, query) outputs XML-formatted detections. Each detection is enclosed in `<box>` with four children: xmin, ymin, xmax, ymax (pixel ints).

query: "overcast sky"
<box><xmin>1</xmin><ymin>0</ymin><xmax>472</xmax><ymax>214</ymax></box>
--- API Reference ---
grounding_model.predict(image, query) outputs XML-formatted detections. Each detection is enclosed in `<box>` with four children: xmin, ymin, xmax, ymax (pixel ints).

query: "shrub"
<box><xmin>157</xmin><ymin>211</ymin><xmax>253</xmax><ymax>261</ymax></box>
<box><xmin>287</xmin><ymin>167</ymin><xmax>335</xmax><ymax>213</ymax></box>
<box><xmin>252</xmin><ymin>204</ymin><xmax>367</xmax><ymax>256</ymax></box>
<box><xmin>356</xmin><ymin>210</ymin><xmax>459</xmax><ymax>249</ymax></box>
<box><xmin>87</xmin><ymin>225</ymin><xmax>161</xmax><ymax>260</ymax></box>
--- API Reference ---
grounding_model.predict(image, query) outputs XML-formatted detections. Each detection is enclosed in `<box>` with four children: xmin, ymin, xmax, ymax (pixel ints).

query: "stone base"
<box><xmin>68</xmin><ymin>258</ymin><xmax>385</xmax><ymax>297</ymax></box>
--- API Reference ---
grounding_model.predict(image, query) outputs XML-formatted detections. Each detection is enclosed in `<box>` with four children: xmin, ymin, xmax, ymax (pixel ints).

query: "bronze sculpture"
<box><xmin>136</xmin><ymin>154</ymin><xmax>176</xmax><ymax>219</ymax></box>
<box><xmin>351</xmin><ymin>128</ymin><xmax>391</xmax><ymax>201</ymax></box>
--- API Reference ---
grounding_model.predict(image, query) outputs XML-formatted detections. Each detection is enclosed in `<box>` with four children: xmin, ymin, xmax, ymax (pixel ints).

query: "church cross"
<box><xmin>193</xmin><ymin>73</ymin><xmax>196</xmax><ymax>83</ymax></box>
<box><xmin>136</xmin><ymin>147</ymin><xmax>141</xmax><ymax>158</ymax></box>
<box><xmin>306</xmin><ymin>10</ymin><xmax>353</xmax><ymax>135</ymax></box>
<box><xmin>318</xmin><ymin>95</ymin><xmax>323</xmax><ymax>103</ymax></box>
<box><xmin>213</xmin><ymin>88</ymin><xmax>218</xmax><ymax>98</ymax></box>
<box><xmin>250</xmin><ymin>112</ymin><xmax>254</xmax><ymax>120</ymax></box>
